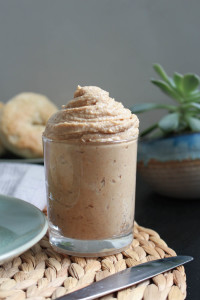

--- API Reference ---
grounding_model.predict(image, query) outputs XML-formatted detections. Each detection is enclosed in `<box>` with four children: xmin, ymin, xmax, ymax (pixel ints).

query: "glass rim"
<box><xmin>42</xmin><ymin>135</ymin><xmax>138</xmax><ymax>145</ymax></box>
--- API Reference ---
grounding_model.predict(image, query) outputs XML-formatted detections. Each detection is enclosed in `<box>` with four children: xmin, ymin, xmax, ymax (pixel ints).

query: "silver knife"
<box><xmin>57</xmin><ymin>255</ymin><xmax>193</xmax><ymax>300</ymax></box>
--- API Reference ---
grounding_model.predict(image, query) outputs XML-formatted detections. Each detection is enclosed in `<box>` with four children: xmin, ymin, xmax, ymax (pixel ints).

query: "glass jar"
<box><xmin>43</xmin><ymin>136</ymin><xmax>138</xmax><ymax>257</ymax></box>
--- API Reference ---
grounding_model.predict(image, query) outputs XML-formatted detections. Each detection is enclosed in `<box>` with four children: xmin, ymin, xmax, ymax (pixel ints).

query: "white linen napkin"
<box><xmin>0</xmin><ymin>163</ymin><xmax>46</xmax><ymax>210</ymax></box>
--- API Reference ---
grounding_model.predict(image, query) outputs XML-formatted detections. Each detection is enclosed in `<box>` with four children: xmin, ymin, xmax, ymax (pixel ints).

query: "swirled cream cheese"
<box><xmin>43</xmin><ymin>86</ymin><xmax>139</xmax><ymax>142</ymax></box>
<box><xmin>43</xmin><ymin>86</ymin><xmax>139</xmax><ymax>248</ymax></box>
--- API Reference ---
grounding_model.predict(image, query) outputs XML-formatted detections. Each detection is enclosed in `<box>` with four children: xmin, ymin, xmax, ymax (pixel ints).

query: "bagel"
<box><xmin>0</xmin><ymin>102</ymin><xmax>6</xmax><ymax>156</ymax></box>
<box><xmin>0</xmin><ymin>93</ymin><xmax>57</xmax><ymax>158</ymax></box>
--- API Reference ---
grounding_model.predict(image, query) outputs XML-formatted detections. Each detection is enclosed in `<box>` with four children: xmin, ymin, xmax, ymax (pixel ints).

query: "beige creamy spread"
<box><xmin>44</xmin><ymin>86</ymin><xmax>139</xmax><ymax>142</ymax></box>
<box><xmin>44</xmin><ymin>85</ymin><xmax>139</xmax><ymax>251</ymax></box>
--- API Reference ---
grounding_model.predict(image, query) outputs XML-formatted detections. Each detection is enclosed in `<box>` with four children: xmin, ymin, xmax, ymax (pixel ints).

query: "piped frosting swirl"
<box><xmin>43</xmin><ymin>86</ymin><xmax>139</xmax><ymax>142</ymax></box>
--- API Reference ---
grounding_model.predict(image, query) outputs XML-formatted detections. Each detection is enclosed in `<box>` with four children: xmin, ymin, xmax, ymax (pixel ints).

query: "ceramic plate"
<box><xmin>0</xmin><ymin>194</ymin><xmax>48</xmax><ymax>265</ymax></box>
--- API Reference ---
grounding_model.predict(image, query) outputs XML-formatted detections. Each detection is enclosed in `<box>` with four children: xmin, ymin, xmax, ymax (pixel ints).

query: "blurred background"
<box><xmin>0</xmin><ymin>0</ymin><xmax>200</xmax><ymax>130</ymax></box>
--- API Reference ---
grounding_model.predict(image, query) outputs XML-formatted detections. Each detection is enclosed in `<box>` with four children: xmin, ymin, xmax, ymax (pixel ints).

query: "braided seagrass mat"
<box><xmin>0</xmin><ymin>222</ymin><xmax>186</xmax><ymax>300</ymax></box>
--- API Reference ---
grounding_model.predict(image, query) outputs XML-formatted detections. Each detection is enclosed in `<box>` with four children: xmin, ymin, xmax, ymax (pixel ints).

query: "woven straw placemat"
<box><xmin>0</xmin><ymin>222</ymin><xmax>186</xmax><ymax>300</ymax></box>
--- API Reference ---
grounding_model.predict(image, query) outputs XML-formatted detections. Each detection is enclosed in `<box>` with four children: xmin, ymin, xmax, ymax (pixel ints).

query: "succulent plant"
<box><xmin>132</xmin><ymin>64</ymin><xmax>200</xmax><ymax>137</ymax></box>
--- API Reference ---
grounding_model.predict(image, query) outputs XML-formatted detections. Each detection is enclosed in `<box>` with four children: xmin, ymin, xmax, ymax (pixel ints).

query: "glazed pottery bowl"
<box><xmin>137</xmin><ymin>133</ymin><xmax>200</xmax><ymax>199</ymax></box>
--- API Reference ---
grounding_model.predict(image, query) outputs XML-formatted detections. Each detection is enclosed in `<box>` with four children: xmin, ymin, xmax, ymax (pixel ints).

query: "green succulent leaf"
<box><xmin>189</xmin><ymin>102</ymin><xmax>200</xmax><ymax>110</ymax></box>
<box><xmin>135</xmin><ymin>64</ymin><xmax>200</xmax><ymax>137</ymax></box>
<box><xmin>185</xmin><ymin>91</ymin><xmax>200</xmax><ymax>102</ymax></box>
<box><xmin>182</xmin><ymin>74</ymin><xmax>200</xmax><ymax>94</ymax></box>
<box><xmin>131</xmin><ymin>103</ymin><xmax>177</xmax><ymax>114</ymax></box>
<box><xmin>131</xmin><ymin>103</ymin><xmax>159</xmax><ymax>113</ymax></box>
<box><xmin>149</xmin><ymin>128</ymin><xmax>166</xmax><ymax>139</ymax></box>
<box><xmin>177</xmin><ymin>119</ymin><xmax>188</xmax><ymax>131</ymax></box>
<box><xmin>153</xmin><ymin>64</ymin><xmax>171</xmax><ymax>84</ymax></box>
<box><xmin>187</xmin><ymin>116</ymin><xmax>200</xmax><ymax>132</ymax></box>
<box><xmin>151</xmin><ymin>80</ymin><xmax>181</xmax><ymax>102</ymax></box>
<box><xmin>140</xmin><ymin>123</ymin><xmax>158</xmax><ymax>137</ymax></box>
<box><xmin>173</xmin><ymin>72</ymin><xmax>183</xmax><ymax>92</ymax></box>
<box><xmin>158</xmin><ymin>113</ymin><xmax>179</xmax><ymax>132</ymax></box>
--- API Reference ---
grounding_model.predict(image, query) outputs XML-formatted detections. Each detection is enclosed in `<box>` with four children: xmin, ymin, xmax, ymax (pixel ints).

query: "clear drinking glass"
<box><xmin>43</xmin><ymin>136</ymin><xmax>138</xmax><ymax>257</ymax></box>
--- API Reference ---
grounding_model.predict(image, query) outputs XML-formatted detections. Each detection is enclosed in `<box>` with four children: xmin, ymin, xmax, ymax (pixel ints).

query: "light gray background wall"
<box><xmin>0</xmin><ymin>0</ymin><xmax>200</xmax><ymax>130</ymax></box>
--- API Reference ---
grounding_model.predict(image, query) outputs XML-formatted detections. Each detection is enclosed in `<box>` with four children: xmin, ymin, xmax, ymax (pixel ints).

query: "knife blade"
<box><xmin>57</xmin><ymin>255</ymin><xmax>193</xmax><ymax>300</ymax></box>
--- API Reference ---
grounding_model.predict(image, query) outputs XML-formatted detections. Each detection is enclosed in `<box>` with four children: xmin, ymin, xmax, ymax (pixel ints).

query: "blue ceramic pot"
<box><xmin>137</xmin><ymin>133</ymin><xmax>200</xmax><ymax>199</ymax></box>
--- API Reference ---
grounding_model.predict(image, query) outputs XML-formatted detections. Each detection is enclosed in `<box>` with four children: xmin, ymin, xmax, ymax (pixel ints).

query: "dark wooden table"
<box><xmin>135</xmin><ymin>175</ymin><xmax>199</xmax><ymax>299</ymax></box>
